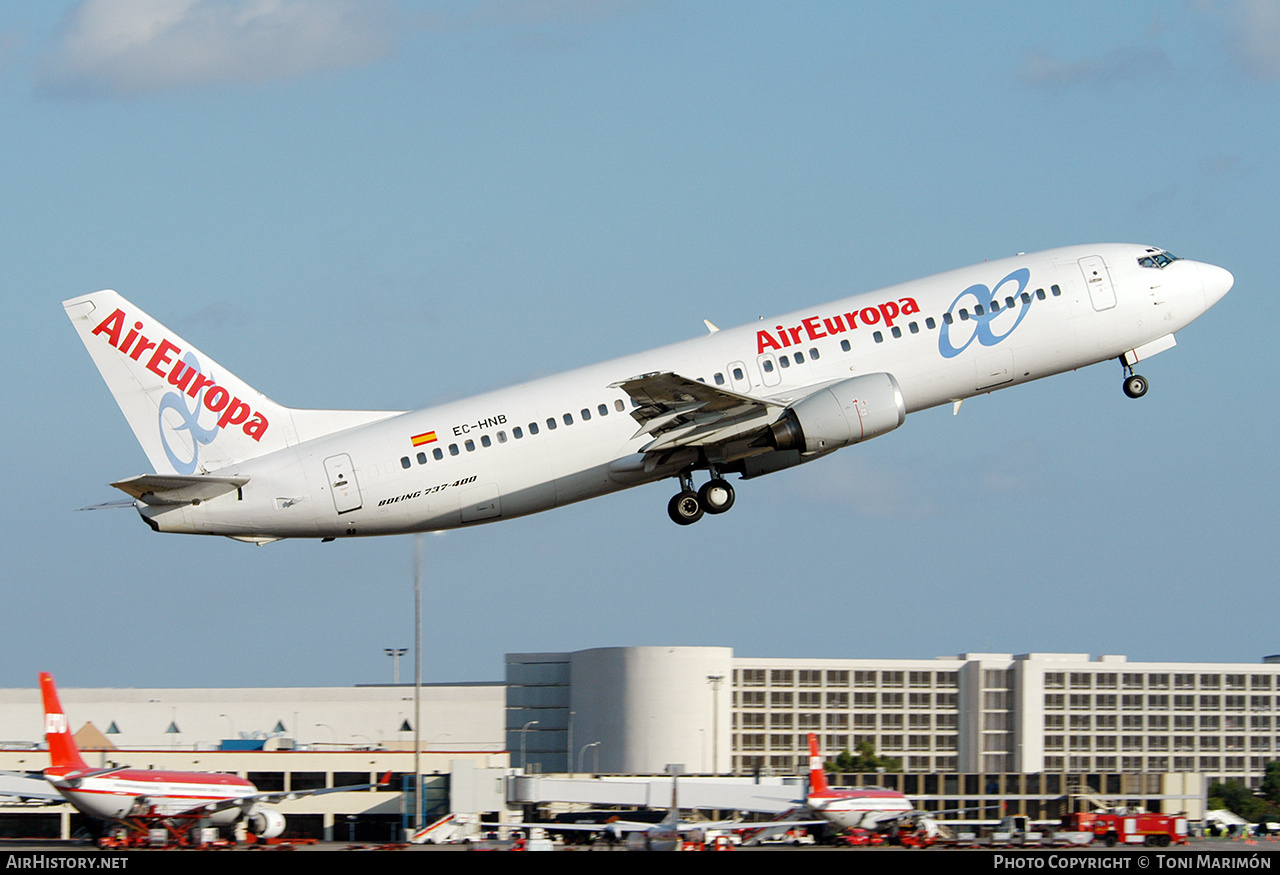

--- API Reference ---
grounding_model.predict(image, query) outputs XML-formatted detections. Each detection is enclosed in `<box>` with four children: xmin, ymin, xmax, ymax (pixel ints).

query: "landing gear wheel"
<box><xmin>699</xmin><ymin>479</ymin><xmax>735</xmax><ymax>515</ymax></box>
<box><xmin>667</xmin><ymin>490</ymin><xmax>704</xmax><ymax>525</ymax></box>
<box><xmin>1123</xmin><ymin>374</ymin><xmax>1148</xmax><ymax>398</ymax></box>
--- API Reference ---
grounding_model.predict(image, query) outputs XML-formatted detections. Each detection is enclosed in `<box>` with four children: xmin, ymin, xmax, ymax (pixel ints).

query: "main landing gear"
<box><xmin>1120</xmin><ymin>356</ymin><xmax>1149</xmax><ymax>399</ymax></box>
<box><xmin>667</xmin><ymin>471</ymin><xmax>736</xmax><ymax>526</ymax></box>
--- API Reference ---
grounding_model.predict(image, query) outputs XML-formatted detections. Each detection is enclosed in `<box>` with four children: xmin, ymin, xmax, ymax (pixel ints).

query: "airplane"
<box><xmin>517</xmin><ymin>774</ymin><xmax>823</xmax><ymax>851</ymax></box>
<box><xmin>63</xmin><ymin>243</ymin><xmax>1232</xmax><ymax>543</ymax></box>
<box><xmin>803</xmin><ymin>733</ymin><xmax>934</xmax><ymax>838</ymax></box>
<box><xmin>39</xmin><ymin>673</ymin><xmax>383</xmax><ymax>842</ymax></box>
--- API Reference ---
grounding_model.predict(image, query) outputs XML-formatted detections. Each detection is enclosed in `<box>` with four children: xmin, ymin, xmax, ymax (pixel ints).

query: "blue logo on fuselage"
<box><xmin>937</xmin><ymin>268</ymin><xmax>1033</xmax><ymax>359</ymax></box>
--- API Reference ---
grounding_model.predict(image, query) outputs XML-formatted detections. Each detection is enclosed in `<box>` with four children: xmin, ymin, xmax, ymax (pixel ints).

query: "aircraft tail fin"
<box><xmin>40</xmin><ymin>673</ymin><xmax>90</xmax><ymax>773</ymax></box>
<box><xmin>807</xmin><ymin>733</ymin><xmax>829</xmax><ymax>794</ymax></box>
<box><xmin>63</xmin><ymin>291</ymin><xmax>399</xmax><ymax>476</ymax></box>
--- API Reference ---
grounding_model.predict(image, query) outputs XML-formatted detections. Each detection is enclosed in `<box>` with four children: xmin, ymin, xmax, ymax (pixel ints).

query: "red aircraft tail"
<box><xmin>40</xmin><ymin>673</ymin><xmax>89</xmax><ymax>773</ymax></box>
<box><xmin>807</xmin><ymin>733</ymin><xmax>829</xmax><ymax>795</ymax></box>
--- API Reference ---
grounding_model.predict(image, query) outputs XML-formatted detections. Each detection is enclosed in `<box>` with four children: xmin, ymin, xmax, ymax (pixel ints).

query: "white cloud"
<box><xmin>39</xmin><ymin>0</ymin><xmax>397</xmax><ymax>97</ymax></box>
<box><xmin>1219</xmin><ymin>0</ymin><xmax>1280</xmax><ymax>79</ymax></box>
<box><xmin>1017</xmin><ymin>47</ymin><xmax>1170</xmax><ymax>90</ymax></box>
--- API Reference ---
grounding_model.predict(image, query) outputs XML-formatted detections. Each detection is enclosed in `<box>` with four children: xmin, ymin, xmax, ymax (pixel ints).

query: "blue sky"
<box><xmin>1</xmin><ymin>1</ymin><xmax>1275</xmax><ymax>690</ymax></box>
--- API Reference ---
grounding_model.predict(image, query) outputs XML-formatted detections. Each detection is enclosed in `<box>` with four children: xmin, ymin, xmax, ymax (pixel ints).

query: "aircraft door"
<box><xmin>323</xmin><ymin>454</ymin><xmax>362</xmax><ymax>514</ymax></box>
<box><xmin>1079</xmin><ymin>255</ymin><xmax>1116</xmax><ymax>311</ymax></box>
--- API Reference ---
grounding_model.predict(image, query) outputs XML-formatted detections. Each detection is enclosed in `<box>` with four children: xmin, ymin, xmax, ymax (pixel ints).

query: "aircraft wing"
<box><xmin>194</xmin><ymin>772</ymin><xmax>390</xmax><ymax>815</ymax></box>
<box><xmin>610</xmin><ymin>372</ymin><xmax>783</xmax><ymax>453</ymax></box>
<box><xmin>0</xmin><ymin>772</ymin><xmax>64</xmax><ymax>803</ymax></box>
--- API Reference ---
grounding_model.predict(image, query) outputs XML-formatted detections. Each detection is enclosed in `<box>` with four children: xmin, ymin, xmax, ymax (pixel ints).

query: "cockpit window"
<box><xmin>1138</xmin><ymin>251</ymin><xmax>1179</xmax><ymax>269</ymax></box>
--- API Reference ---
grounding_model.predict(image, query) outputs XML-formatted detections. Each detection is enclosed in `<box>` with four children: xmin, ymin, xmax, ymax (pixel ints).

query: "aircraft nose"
<box><xmin>1198</xmin><ymin>262</ymin><xmax>1233</xmax><ymax>308</ymax></box>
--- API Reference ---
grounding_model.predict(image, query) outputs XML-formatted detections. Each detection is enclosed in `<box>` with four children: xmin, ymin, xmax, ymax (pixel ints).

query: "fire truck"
<box><xmin>1060</xmin><ymin>810</ymin><xmax>1188</xmax><ymax>847</ymax></box>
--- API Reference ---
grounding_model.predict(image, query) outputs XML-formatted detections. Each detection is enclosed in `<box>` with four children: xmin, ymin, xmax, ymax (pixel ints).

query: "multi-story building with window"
<box><xmin>507</xmin><ymin>648</ymin><xmax>1280</xmax><ymax>791</ymax></box>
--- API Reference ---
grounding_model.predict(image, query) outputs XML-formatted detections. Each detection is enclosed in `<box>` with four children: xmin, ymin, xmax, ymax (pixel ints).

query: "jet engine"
<box><xmin>766</xmin><ymin>373</ymin><xmax>905</xmax><ymax>454</ymax></box>
<box><xmin>246</xmin><ymin>806</ymin><xmax>286</xmax><ymax>839</ymax></box>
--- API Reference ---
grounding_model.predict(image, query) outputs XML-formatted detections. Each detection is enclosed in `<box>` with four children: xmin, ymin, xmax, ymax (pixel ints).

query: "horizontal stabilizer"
<box><xmin>110</xmin><ymin>474</ymin><xmax>248</xmax><ymax>506</ymax></box>
<box><xmin>76</xmin><ymin>498</ymin><xmax>139</xmax><ymax>511</ymax></box>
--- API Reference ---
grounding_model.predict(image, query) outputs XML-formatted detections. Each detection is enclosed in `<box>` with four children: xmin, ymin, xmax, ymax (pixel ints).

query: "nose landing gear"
<box><xmin>1120</xmin><ymin>356</ymin><xmax>1148</xmax><ymax>398</ymax></box>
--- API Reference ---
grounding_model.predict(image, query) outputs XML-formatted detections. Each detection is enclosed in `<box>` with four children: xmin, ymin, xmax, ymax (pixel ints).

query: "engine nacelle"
<box><xmin>246</xmin><ymin>806</ymin><xmax>286</xmax><ymax>839</ymax></box>
<box><xmin>767</xmin><ymin>373</ymin><xmax>905</xmax><ymax>454</ymax></box>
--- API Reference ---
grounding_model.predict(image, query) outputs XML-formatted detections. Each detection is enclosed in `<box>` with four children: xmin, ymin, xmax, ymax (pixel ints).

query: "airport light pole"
<box><xmin>413</xmin><ymin>534</ymin><xmax>423</xmax><ymax>833</ymax></box>
<box><xmin>707</xmin><ymin>674</ymin><xmax>724</xmax><ymax>776</ymax></box>
<box><xmin>520</xmin><ymin>720</ymin><xmax>539</xmax><ymax>771</ymax></box>
<box><xmin>385</xmin><ymin>647</ymin><xmax>407</xmax><ymax>685</ymax></box>
<box><xmin>579</xmin><ymin>741</ymin><xmax>600</xmax><ymax>775</ymax></box>
<box><xmin>567</xmin><ymin>710</ymin><xmax>574</xmax><ymax>777</ymax></box>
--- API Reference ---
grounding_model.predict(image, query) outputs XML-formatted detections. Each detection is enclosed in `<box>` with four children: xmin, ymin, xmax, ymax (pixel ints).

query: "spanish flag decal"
<box><xmin>411</xmin><ymin>431</ymin><xmax>437</xmax><ymax>447</ymax></box>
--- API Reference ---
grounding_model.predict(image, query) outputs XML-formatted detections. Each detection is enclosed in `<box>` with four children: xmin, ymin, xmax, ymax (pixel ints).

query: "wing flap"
<box><xmin>611</xmin><ymin>372</ymin><xmax>782</xmax><ymax>454</ymax></box>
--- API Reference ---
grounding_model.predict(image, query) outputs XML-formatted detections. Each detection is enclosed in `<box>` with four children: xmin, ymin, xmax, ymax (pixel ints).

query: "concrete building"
<box><xmin>507</xmin><ymin>648</ymin><xmax>1280</xmax><ymax>790</ymax></box>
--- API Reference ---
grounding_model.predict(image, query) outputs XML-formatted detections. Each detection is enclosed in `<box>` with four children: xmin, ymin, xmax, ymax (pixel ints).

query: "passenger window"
<box><xmin>1051</xmin><ymin>284</ymin><xmax>1062</xmax><ymax>296</ymax></box>
<box><xmin>615</xmin><ymin>399</ymin><xmax>625</xmax><ymax>412</ymax></box>
<box><xmin>581</xmin><ymin>408</ymin><xmax>591</xmax><ymax>421</ymax></box>
<box><xmin>465</xmin><ymin>439</ymin><xmax>475</xmax><ymax>452</ymax></box>
<box><xmin>909</xmin><ymin>322</ymin><xmax>919</xmax><ymax>334</ymax></box>
<box><xmin>417</xmin><ymin>452</ymin><xmax>427</xmax><ymax>464</ymax></box>
<box><xmin>926</xmin><ymin>317</ymin><xmax>937</xmax><ymax>329</ymax></box>
<box><xmin>840</xmin><ymin>339</ymin><xmax>851</xmax><ymax>351</ymax></box>
<box><xmin>873</xmin><ymin>331</ymin><xmax>884</xmax><ymax>343</ymax></box>
<box><xmin>433</xmin><ymin>448</ymin><xmax>443</xmax><ymax>460</ymax></box>
<box><xmin>793</xmin><ymin>352</ymin><xmax>804</xmax><ymax>364</ymax></box>
<box><xmin>990</xmin><ymin>300</ymin><xmax>999</xmax><ymax>312</ymax></box>
<box><xmin>1021</xmin><ymin>292</ymin><xmax>1031</xmax><ymax>304</ymax></box>
<box><xmin>763</xmin><ymin>359</ymin><xmax>774</xmax><ymax>372</ymax></box>
<box><xmin>546</xmin><ymin>418</ymin><xmax>557</xmax><ymax>430</ymax></box>
<box><xmin>779</xmin><ymin>357</ymin><xmax>790</xmax><ymax>369</ymax></box>
<box><xmin>1006</xmin><ymin>296</ymin><xmax>1015</xmax><ymax>308</ymax></box>
<box><xmin>529</xmin><ymin>422</ymin><xmax>540</xmax><ymax>435</ymax></box>
<box><xmin>714</xmin><ymin>373</ymin><xmax>725</xmax><ymax>385</ymax></box>
<box><xmin>400</xmin><ymin>456</ymin><xmax>410</xmax><ymax>469</ymax></box>
<box><xmin>563</xmin><ymin>413</ymin><xmax>573</xmax><ymax>425</ymax></box>
<box><xmin>809</xmin><ymin>347</ymin><xmax>819</xmax><ymax>359</ymax></box>
<box><xmin>514</xmin><ymin>426</ymin><xmax>524</xmax><ymax>439</ymax></box>
<box><xmin>598</xmin><ymin>404</ymin><xmax>608</xmax><ymax>416</ymax></box>
<box><xmin>891</xmin><ymin>326</ymin><xmax>902</xmax><ymax>338</ymax></box>
<box><xmin>732</xmin><ymin>367</ymin><xmax>744</xmax><ymax>380</ymax></box>
<box><xmin>959</xmin><ymin>310</ymin><xmax>969</xmax><ymax>321</ymax></box>
<box><xmin>974</xmin><ymin>305</ymin><xmax>984</xmax><ymax>316</ymax></box>
<box><xmin>481</xmin><ymin>435</ymin><xmax>491</xmax><ymax>448</ymax></box>
<box><xmin>1036</xmin><ymin>288</ymin><xmax>1046</xmax><ymax>300</ymax></box>
<box><xmin>449</xmin><ymin>444</ymin><xmax>459</xmax><ymax>456</ymax></box>
<box><xmin>497</xmin><ymin>431</ymin><xmax>507</xmax><ymax>443</ymax></box>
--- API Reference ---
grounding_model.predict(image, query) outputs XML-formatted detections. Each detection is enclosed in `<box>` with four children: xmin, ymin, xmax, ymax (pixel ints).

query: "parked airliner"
<box><xmin>803</xmin><ymin>733</ymin><xmax>931</xmax><ymax>836</ymax></box>
<box><xmin>64</xmin><ymin>244</ymin><xmax>1231</xmax><ymax>543</ymax></box>
<box><xmin>39</xmin><ymin>673</ymin><xmax>381</xmax><ymax>839</ymax></box>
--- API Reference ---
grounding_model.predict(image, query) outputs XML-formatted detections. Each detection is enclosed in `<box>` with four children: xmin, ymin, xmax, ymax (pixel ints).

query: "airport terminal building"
<box><xmin>507</xmin><ymin>648</ymin><xmax>1280</xmax><ymax>792</ymax></box>
<box><xmin>2</xmin><ymin>647</ymin><xmax>1277</xmax><ymax>836</ymax></box>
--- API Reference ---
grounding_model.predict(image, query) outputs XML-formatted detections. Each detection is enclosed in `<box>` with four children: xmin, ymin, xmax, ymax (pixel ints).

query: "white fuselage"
<box><xmin>138</xmin><ymin>244</ymin><xmax>1230</xmax><ymax>539</ymax></box>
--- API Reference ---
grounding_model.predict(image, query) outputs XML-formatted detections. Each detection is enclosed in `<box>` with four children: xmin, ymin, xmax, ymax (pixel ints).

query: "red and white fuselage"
<box><xmin>43</xmin><ymin>767</ymin><xmax>257</xmax><ymax>824</ymax></box>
